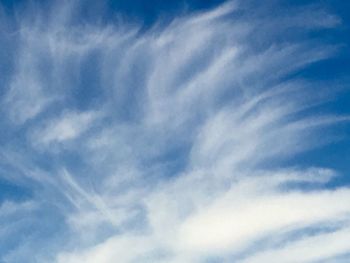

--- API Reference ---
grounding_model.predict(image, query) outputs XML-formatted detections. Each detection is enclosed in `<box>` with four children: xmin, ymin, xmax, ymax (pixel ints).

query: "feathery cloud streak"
<box><xmin>0</xmin><ymin>1</ymin><xmax>349</xmax><ymax>262</ymax></box>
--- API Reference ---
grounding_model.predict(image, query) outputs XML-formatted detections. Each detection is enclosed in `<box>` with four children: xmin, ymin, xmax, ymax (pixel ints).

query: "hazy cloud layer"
<box><xmin>0</xmin><ymin>1</ymin><xmax>349</xmax><ymax>262</ymax></box>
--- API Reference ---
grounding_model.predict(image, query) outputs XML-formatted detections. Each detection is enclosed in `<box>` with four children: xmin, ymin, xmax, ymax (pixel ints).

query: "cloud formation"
<box><xmin>0</xmin><ymin>1</ymin><xmax>349</xmax><ymax>263</ymax></box>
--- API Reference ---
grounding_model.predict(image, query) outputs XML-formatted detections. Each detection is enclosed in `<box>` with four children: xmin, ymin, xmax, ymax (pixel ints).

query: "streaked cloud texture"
<box><xmin>0</xmin><ymin>0</ymin><xmax>349</xmax><ymax>262</ymax></box>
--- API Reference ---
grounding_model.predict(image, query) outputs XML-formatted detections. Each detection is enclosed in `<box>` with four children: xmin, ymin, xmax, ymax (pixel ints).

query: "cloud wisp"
<box><xmin>0</xmin><ymin>1</ymin><xmax>349</xmax><ymax>262</ymax></box>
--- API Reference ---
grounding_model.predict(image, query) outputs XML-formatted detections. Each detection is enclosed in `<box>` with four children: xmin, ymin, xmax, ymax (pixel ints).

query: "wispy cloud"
<box><xmin>30</xmin><ymin>110</ymin><xmax>99</xmax><ymax>148</ymax></box>
<box><xmin>0</xmin><ymin>1</ymin><xmax>349</xmax><ymax>263</ymax></box>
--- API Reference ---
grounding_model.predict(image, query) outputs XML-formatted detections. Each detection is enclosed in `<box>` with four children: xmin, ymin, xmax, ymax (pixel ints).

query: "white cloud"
<box><xmin>241</xmin><ymin>226</ymin><xmax>350</xmax><ymax>263</ymax></box>
<box><xmin>177</xmin><ymin>186</ymin><xmax>350</xmax><ymax>253</ymax></box>
<box><xmin>3</xmin><ymin>47</ymin><xmax>54</xmax><ymax>124</ymax></box>
<box><xmin>0</xmin><ymin>1</ymin><xmax>349</xmax><ymax>263</ymax></box>
<box><xmin>30</xmin><ymin>110</ymin><xmax>99</xmax><ymax>147</ymax></box>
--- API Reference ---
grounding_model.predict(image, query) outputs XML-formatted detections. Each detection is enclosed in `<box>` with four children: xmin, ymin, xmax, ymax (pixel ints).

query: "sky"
<box><xmin>0</xmin><ymin>0</ymin><xmax>350</xmax><ymax>262</ymax></box>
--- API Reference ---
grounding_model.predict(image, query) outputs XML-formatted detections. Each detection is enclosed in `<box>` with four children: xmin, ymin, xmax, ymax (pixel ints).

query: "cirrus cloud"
<box><xmin>0</xmin><ymin>1</ymin><xmax>349</xmax><ymax>263</ymax></box>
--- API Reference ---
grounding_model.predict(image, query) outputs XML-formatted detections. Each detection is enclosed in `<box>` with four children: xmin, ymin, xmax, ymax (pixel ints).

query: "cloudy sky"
<box><xmin>0</xmin><ymin>0</ymin><xmax>350</xmax><ymax>262</ymax></box>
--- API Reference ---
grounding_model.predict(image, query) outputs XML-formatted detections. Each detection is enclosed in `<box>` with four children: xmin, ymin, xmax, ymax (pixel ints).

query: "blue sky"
<box><xmin>0</xmin><ymin>0</ymin><xmax>350</xmax><ymax>262</ymax></box>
